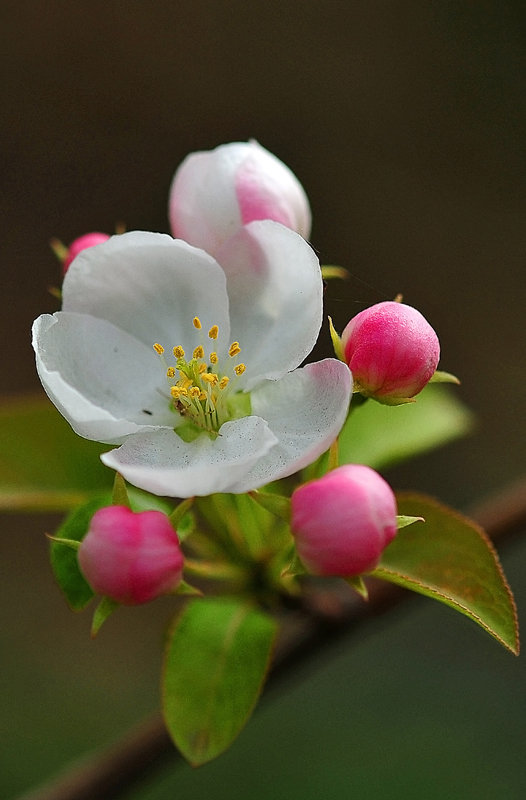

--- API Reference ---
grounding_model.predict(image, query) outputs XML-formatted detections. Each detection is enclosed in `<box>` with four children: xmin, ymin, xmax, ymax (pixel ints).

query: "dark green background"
<box><xmin>2</xmin><ymin>2</ymin><xmax>526</xmax><ymax>797</ymax></box>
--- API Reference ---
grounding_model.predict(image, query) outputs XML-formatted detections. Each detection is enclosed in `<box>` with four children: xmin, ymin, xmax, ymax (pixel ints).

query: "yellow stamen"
<box><xmin>198</xmin><ymin>362</ymin><xmax>207</xmax><ymax>373</ymax></box>
<box><xmin>193</xmin><ymin>345</ymin><xmax>205</xmax><ymax>359</ymax></box>
<box><xmin>210</xmin><ymin>351</ymin><xmax>218</xmax><ymax>364</ymax></box>
<box><xmin>208</xmin><ymin>325</ymin><xmax>219</xmax><ymax>340</ymax></box>
<box><xmin>166</xmin><ymin>367</ymin><xmax>176</xmax><ymax>378</ymax></box>
<box><xmin>219</xmin><ymin>376</ymin><xmax>230</xmax><ymax>390</ymax></box>
<box><xmin>202</xmin><ymin>372</ymin><xmax>218</xmax><ymax>386</ymax></box>
<box><xmin>234</xmin><ymin>363</ymin><xmax>246</xmax><ymax>376</ymax></box>
<box><xmin>153</xmin><ymin>343</ymin><xmax>165</xmax><ymax>355</ymax></box>
<box><xmin>193</xmin><ymin>317</ymin><xmax>202</xmax><ymax>330</ymax></box>
<box><xmin>189</xmin><ymin>386</ymin><xmax>201</xmax><ymax>398</ymax></box>
<box><xmin>171</xmin><ymin>386</ymin><xmax>188</xmax><ymax>399</ymax></box>
<box><xmin>199</xmin><ymin>391</ymin><xmax>207</xmax><ymax>401</ymax></box>
<box><xmin>173</xmin><ymin>345</ymin><xmax>185</xmax><ymax>358</ymax></box>
<box><xmin>229</xmin><ymin>342</ymin><xmax>241</xmax><ymax>357</ymax></box>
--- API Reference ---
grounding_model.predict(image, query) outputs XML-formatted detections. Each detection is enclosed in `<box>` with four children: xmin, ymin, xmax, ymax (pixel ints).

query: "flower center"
<box><xmin>153</xmin><ymin>316</ymin><xmax>248</xmax><ymax>440</ymax></box>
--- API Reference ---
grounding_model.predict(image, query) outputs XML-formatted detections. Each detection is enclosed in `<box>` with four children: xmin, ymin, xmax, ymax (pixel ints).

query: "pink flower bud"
<box><xmin>168</xmin><ymin>141</ymin><xmax>311</xmax><ymax>254</ymax></box>
<box><xmin>341</xmin><ymin>301</ymin><xmax>440</xmax><ymax>403</ymax></box>
<box><xmin>291</xmin><ymin>465</ymin><xmax>397</xmax><ymax>576</ymax></box>
<box><xmin>63</xmin><ymin>232</ymin><xmax>110</xmax><ymax>273</ymax></box>
<box><xmin>78</xmin><ymin>506</ymin><xmax>184</xmax><ymax>605</ymax></box>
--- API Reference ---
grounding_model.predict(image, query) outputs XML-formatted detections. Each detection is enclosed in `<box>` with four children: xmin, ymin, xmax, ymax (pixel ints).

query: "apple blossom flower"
<box><xmin>291</xmin><ymin>464</ymin><xmax>398</xmax><ymax>576</ymax></box>
<box><xmin>168</xmin><ymin>141</ymin><xmax>311</xmax><ymax>254</ymax></box>
<box><xmin>341</xmin><ymin>301</ymin><xmax>440</xmax><ymax>404</ymax></box>
<box><xmin>78</xmin><ymin>506</ymin><xmax>184</xmax><ymax>604</ymax></box>
<box><xmin>62</xmin><ymin>232</ymin><xmax>110</xmax><ymax>273</ymax></box>
<box><xmin>32</xmin><ymin>222</ymin><xmax>351</xmax><ymax>498</ymax></box>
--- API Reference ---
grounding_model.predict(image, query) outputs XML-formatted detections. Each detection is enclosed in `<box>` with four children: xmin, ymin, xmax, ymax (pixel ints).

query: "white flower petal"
<box><xmin>63</xmin><ymin>231</ymin><xmax>231</xmax><ymax>356</ymax></box>
<box><xmin>227</xmin><ymin>359</ymin><xmax>352</xmax><ymax>492</ymax></box>
<box><xmin>169</xmin><ymin>149</ymin><xmax>243</xmax><ymax>254</ymax></box>
<box><xmin>215</xmin><ymin>221</ymin><xmax>323</xmax><ymax>389</ymax></box>
<box><xmin>32</xmin><ymin>312</ymin><xmax>176</xmax><ymax>443</ymax></box>
<box><xmin>101</xmin><ymin>416</ymin><xmax>279</xmax><ymax>498</ymax></box>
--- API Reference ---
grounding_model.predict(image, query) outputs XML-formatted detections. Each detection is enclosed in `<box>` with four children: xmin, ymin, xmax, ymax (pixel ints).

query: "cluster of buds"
<box><xmin>53</xmin><ymin>141</ymin><xmax>446</xmax><ymax>600</ymax></box>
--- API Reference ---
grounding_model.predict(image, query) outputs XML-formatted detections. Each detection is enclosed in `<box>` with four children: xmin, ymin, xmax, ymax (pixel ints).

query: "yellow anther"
<box><xmin>193</xmin><ymin>317</ymin><xmax>202</xmax><ymax>330</ymax></box>
<box><xmin>229</xmin><ymin>342</ymin><xmax>241</xmax><ymax>357</ymax></box>
<box><xmin>201</xmin><ymin>372</ymin><xmax>218</xmax><ymax>386</ymax></box>
<box><xmin>198</xmin><ymin>362</ymin><xmax>207</xmax><ymax>374</ymax></box>
<box><xmin>171</xmin><ymin>386</ymin><xmax>188</xmax><ymax>399</ymax></box>
<box><xmin>193</xmin><ymin>345</ymin><xmax>204</xmax><ymax>360</ymax></box>
<box><xmin>199</xmin><ymin>391</ymin><xmax>207</xmax><ymax>401</ymax></box>
<box><xmin>234</xmin><ymin>363</ymin><xmax>246</xmax><ymax>376</ymax></box>
<box><xmin>153</xmin><ymin>343</ymin><xmax>165</xmax><ymax>355</ymax></box>
<box><xmin>173</xmin><ymin>345</ymin><xmax>185</xmax><ymax>358</ymax></box>
<box><xmin>166</xmin><ymin>367</ymin><xmax>176</xmax><ymax>379</ymax></box>
<box><xmin>181</xmin><ymin>376</ymin><xmax>192</xmax><ymax>389</ymax></box>
<box><xmin>189</xmin><ymin>386</ymin><xmax>201</xmax><ymax>398</ymax></box>
<box><xmin>208</xmin><ymin>325</ymin><xmax>219</xmax><ymax>340</ymax></box>
<box><xmin>219</xmin><ymin>376</ymin><xmax>230</xmax><ymax>390</ymax></box>
<box><xmin>210</xmin><ymin>351</ymin><xmax>218</xmax><ymax>364</ymax></box>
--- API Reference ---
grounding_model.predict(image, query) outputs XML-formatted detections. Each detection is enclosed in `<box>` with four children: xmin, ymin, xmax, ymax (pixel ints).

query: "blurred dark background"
<box><xmin>2</xmin><ymin>2</ymin><xmax>526</xmax><ymax>798</ymax></box>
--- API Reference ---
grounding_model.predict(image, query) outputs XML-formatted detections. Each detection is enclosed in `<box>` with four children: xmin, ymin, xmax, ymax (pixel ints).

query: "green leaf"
<box><xmin>337</xmin><ymin>385</ymin><xmax>473</xmax><ymax>471</ymax></box>
<box><xmin>50</xmin><ymin>497</ymin><xmax>109</xmax><ymax>610</ymax></box>
<box><xmin>0</xmin><ymin>394</ymin><xmax>110</xmax><ymax>512</ymax></box>
<box><xmin>373</xmin><ymin>494</ymin><xmax>519</xmax><ymax>654</ymax></box>
<box><xmin>163</xmin><ymin>597</ymin><xmax>278</xmax><ymax>765</ymax></box>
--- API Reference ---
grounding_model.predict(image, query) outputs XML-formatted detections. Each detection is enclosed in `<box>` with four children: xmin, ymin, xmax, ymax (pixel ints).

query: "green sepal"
<box><xmin>321</xmin><ymin>265</ymin><xmax>350</xmax><ymax>281</ymax></box>
<box><xmin>173</xmin><ymin>580</ymin><xmax>204</xmax><ymax>597</ymax></box>
<box><xmin>373</xmin><ymin>493</ymin><xmax>519</xmax><ymax>654</ymax></box>
<box><xmin>111</xmin><ymin>472</ymin><xmax>131</xmax><ymax>508</ymax></box>
<box><xmin>345</xmin><ymin>575</ymin><xmax>369</xmax><ymax>600</ymax></box>
<box><xmin>328</xmin><ymin>316</ymin><xmax>344</xmax><ymax>361</ymax></box>
<box><xmin>169</xmin><ymin>497</ymin><xmax>195</xmax><ymax>537</ymax></box>
<box><xmin>397</xmin><ymin>514</ymin><xmax>424</xmax><ymax>529</ymax></box>
<box><xmin>46</xmin><ymin>535</ymin><xmax>81</xmax><ymax>550</ymax></box>
<box><xmin>430</xmin><ymin>369</ymin><xmax>461</xmax><ymax>385</ymax></box>
<box><xmin>50</xmin><ymin>496</ymin><xmax>110</xmax><ymax>610</ymax></box>
<box><xmin>281</xmin><ymin>548</ymin><xmax>307</xmax><ymax>578</ymax></box>
<box><xmin>163</xmin><ymin>597</ymin><xmax>278</xmax><ymax>765</ymax></box>
<box><xmin>91</xmin><ymin>597</ymin><xmax>120</xmax><ymax>637</ymax></box>
<box><xmin>248</xmin><ymin>491</ymin><xmax>291</xmax><ymax>523</ymax></box>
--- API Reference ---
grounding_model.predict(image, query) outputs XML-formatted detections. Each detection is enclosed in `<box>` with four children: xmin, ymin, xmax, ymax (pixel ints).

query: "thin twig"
<box><xmin>18</xmin><ymin>477</ymin><xmax>526</xmax><ymax>800</ymax></box>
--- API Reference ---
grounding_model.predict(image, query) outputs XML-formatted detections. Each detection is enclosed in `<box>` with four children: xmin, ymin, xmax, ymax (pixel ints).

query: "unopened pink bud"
<box><xmin>63</xmin><ymin>232</ymin><xmax>110</xmax><ymax>273</ymax></box>
<box><xmin>341</xmin><ymin>301</ymin><xmax>440</xmax><ymax>403</ymax></box>
<box><xmin>78</xmin><ymin>506</ymin><xmax>184</xmax><ymax>605</ymax></box>
<box><xmin>291</xmin><ymin>465</ymin><xmax>397</xmax><ymax>576</ymax></box>
<box><xmin>168</xmin><ymin>141</ymin><xmax>311</xmax><ymax>254</ymax></box>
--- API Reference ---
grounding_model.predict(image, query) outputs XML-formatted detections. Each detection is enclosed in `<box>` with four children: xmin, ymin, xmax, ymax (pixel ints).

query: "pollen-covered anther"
<box><xmin>229</xmin><ymin>342</ymin><xmax>241</xmax><ymax>357</ymax></box>
<box><xmin>189</xmin><ymin>386</ymin><xmax>201</xmax><ymax>399</ymax></box>
<box><xmin>234</xmin><ymin>363</ymin><xmax>246</xmax><ymax>376</ymax></box>
<box><xmin>193</xmin><ymin>345</ymin><xmax>204</xmax><ymax>360</ymax></box>
<box><xmin>193</xmin><ymin>317</ymin><xmax>202</xmax><ymax>330</ymax></box>
<box><xmin>199</xmin><ymin>391</ymin><xmax>207</xmax><ymax>401</ymax></box>
<box><xmin>210</xmin><ymin>351</ymin><xmax>218</xmax><ymax>364</ymax></box>
<box><xmin>201</xmin><ymin>372</ymin><xmax>219</xmax><ymax>386</ymax></box>
<box><xmin>153</xmin><ymin>343</ymin><xmax>165</xmax><ymax>355</ymax></box>
<box><xmin>219</xmin><ymin>376</ymin><xmax>229</xmax><ymax>390</ymax></box>
<box><xmin>208</xmin><ymin>325</ymin><xmax>219</xmax><ymax>340</ymax></box>
<box><xmin>173</xmin><ymin>345</ymin><xmax>185</xmax><ymax>358</ymax></box>
<box><xmin>170</xmin><ymin>386</ymin><xmax>188</xmax><ymax>399</ymax></box>
<box><xmin>166</xmin><ymin>367</ymin><xmax>176</xmax><ymax>378</ymax></box>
